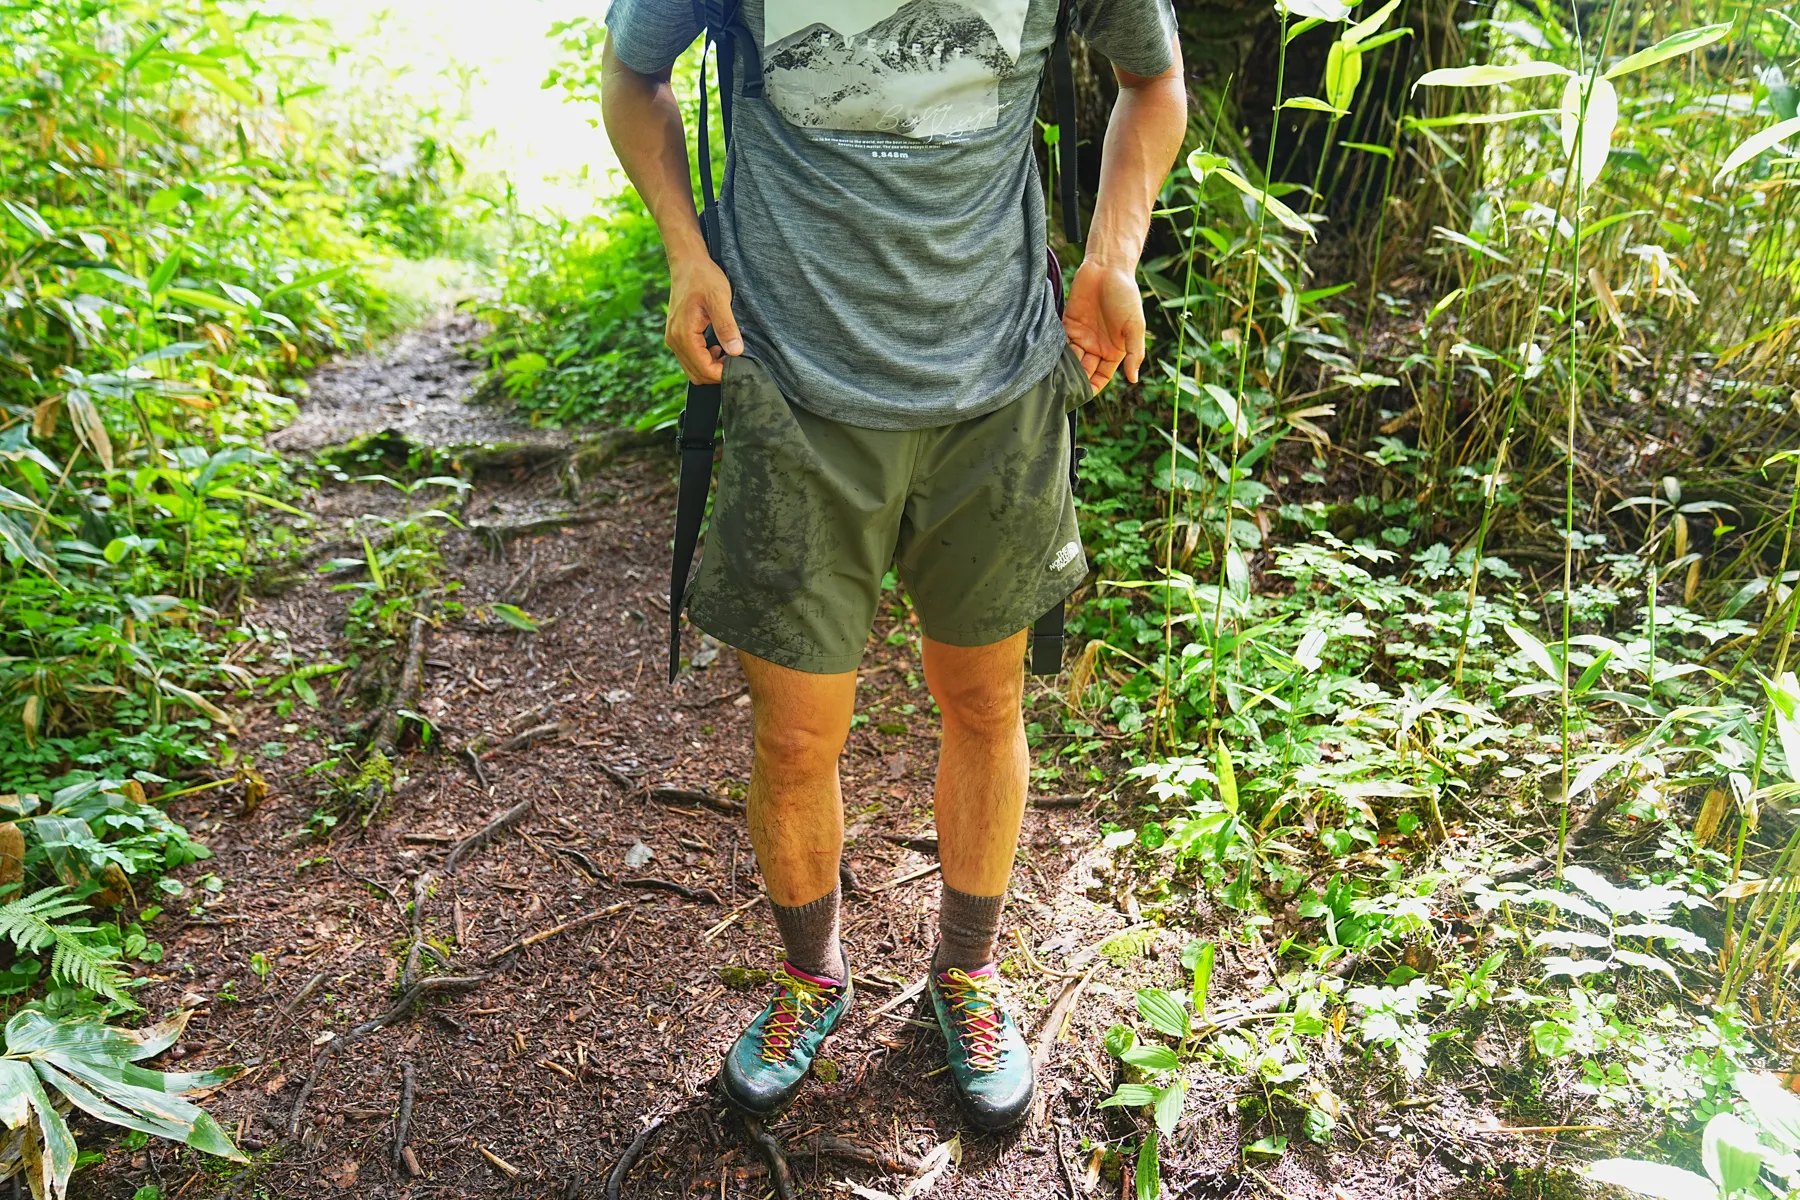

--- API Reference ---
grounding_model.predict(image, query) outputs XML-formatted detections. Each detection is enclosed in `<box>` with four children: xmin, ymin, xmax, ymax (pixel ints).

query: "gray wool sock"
<box><xmin>934</xmin><ymin>885</ymin><xmax>1006</xmax><ymax>973</ymax></box>
<box><xmin>769</xmin><ymin>885</ymin><xmax>846</xmax><ymax>982</ymax></box>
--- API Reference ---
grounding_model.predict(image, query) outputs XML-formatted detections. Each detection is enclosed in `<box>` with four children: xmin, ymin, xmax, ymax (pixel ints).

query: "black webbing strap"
<box><xmin>670</xmin><ymin>5</ymin><xmax>758</xmax><ymax>683</ymax></box>
<box><xmin>1051</xmin><ymin>0</ymin><xmax>1082</xmax><ymax>245</ymax></box>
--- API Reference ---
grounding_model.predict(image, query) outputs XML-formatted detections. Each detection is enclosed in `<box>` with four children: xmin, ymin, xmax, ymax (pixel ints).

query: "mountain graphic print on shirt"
<box><xmin>762</xmin><ymin>0</ymin><xmax>1033</xmax><ymax>139</ymax></box>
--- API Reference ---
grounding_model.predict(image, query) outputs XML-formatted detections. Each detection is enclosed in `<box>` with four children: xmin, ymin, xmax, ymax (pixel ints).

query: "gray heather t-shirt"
<box><xmin>607</xmin><ymin>0</ymin><xmax>1176</xmax><ymax>430</ymax></box>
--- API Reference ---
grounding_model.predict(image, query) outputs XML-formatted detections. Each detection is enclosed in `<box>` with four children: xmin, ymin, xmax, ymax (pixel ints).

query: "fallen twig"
<box><xmin>620</xmin><ymin>877</ymin><xmax>722</xmax><ymax>905</ymax></box>
<box><xmin>808</xmin><ymin>1134</ymin><xmax>923</xmax><ymax>1174</ymax></box>
<box><xmin>675</xmin><ymin>685</ymin><xmax>748</xmax><ymax>710</ymax></box>
<box><xmin>865</xmin><ymin>862</ymin><xmax>940</xmax><ymax>893</ymax></box>
<box><xmin>650</xmin><ymin>786</ymin><xmax>744</xmax><ymax>816</ymax></box>
<box><xmin>495</xmin><ymin>720</ymin><xmax>570</xmax><ymax>754</ymax></box>
<box><xmin>869</xmin><ymin>976</ymin><xmax>928</xmax><ymax>1019</ymax></box>
<box><xmin>459</xmin><ymin>746</ymin><xmax>492</xmax><ymax>788</ymax></box>
<box><xmin>286</xmin><ymin>974</ymin><xmax>486</xmax><ymax>1136</ymax></box>
<box><xmin>606</xmin><ymin>1110</ymin><xmax>676</xmax><ymax>1200</ymax></box>
<box><xmin>484</xmin><ymin>900</ymin><xmax>634</xmax><ymax>965</ymax></box>
<box><xmin>1031</xmin><ymin>793</ymin><xmax>1090</xmax><ymax>810</ymax></box>
<box><xmin>391</xmin><ymin>1061</ymin><xmax>415</xmax><ymax>1175</ymax></box>
<box><xmin>596</xmin><ymin>761</ymin><xmax>640</xmax><ymax>791</ymax></box>
<box><xmin>1032</xmin><ymin>964</ymin><xmax>1097</xmax><ymax>1079</ymax></box>
<box><xmin>554</xmin><ymin>844</ymin><xmax>608</xmax><ymax>881</ymax></box>
<box><xmin>477</xmin><ymin>1144</ymin><xmax>522</xmax><ymax>1176</ymax></box>
<box><xmin>741</xmin><ymin>1116</ymin><xmax>797</xmax><ymax>1200</ymax></box>
<box><xmin>330</xmin><ymin>856</ymin><xmax>405</xmax><ymax>919</ymax></box>
<box><xmin>703</xmin><ymin>893</ymin><xmax>763</xmax><ymax>941</ymax></box>
<box><xmin>444</xmin><ymin>799</ymin><xmax>533</xmax><ymax>874</ymax></box>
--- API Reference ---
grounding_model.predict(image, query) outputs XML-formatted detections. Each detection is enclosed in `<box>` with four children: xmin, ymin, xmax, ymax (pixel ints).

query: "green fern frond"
<box><xmin>0</xmin><ymin>887</ymin><xmax>131</xmax><ymax>1004</ymax></box>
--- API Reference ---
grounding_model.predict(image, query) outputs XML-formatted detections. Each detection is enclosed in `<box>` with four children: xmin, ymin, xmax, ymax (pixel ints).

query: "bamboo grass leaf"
<box><xmin>1603</xmin><ymin>22</ymin><xmax>1733</xmax><ymax>79</ymax></box>
<box><xmin>1715</xmin><ymin>115</ymin><xmax>1800</xmax><ymax>184</ymax></box>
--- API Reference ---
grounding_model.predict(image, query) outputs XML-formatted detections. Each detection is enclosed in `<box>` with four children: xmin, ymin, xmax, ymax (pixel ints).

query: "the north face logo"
<box><xmin>1050</xmin><ymin>540</ymin><xmax>1082</xmax><ymax>571</ymax></box>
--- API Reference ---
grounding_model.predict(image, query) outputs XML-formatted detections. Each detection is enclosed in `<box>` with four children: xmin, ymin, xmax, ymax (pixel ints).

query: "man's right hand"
<box><xmin>668</xmin><ymin>256</ymin><xmax>745</xmax><ymax>384</ymax></box>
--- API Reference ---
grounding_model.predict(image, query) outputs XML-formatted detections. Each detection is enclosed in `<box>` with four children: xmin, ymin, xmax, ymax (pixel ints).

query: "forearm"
<box><xmin>600</xmin><ymin>40</ymin><xmax>710</xmax><ymax>270</ymax></box>
<box><xmin>1085</xmin><ymin>46</ymin><xmax>1188</xmax><ymax>271</ymax></box>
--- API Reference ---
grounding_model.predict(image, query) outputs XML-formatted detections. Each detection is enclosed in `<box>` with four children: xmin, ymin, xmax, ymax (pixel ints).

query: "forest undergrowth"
<box><xmin>8</xmin><ymin>0</ymin><xmax>1800</xmax><ymax>1196</ymax></box>
<box><xmin>483</xmin><ymin>0</ymin><xmax>1800</xmax><ymax>1196</ymax></box>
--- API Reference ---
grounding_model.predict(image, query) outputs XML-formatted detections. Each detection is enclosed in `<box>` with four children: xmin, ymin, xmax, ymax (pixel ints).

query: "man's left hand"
<box><xmin>1063</xmin><ymin>259</ymin><xmax>1145</xmax><ymax>395</ymax></box>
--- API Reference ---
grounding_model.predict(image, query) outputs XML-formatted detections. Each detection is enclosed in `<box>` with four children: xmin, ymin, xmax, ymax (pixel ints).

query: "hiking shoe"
<box><xmin>928</xmin><ymin>965</ymin><xmax>1034</xmax><ymax>1130</ymax></box>
<box><xmin>719</xmin><ymin>961</ymin><xmax>854</xmax><ymax>1116</ymax></box>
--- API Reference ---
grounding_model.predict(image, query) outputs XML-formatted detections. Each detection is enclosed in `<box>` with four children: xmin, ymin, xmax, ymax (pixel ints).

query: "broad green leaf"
<box><xmin>208</xmin><ymin>487</ymin><xmax>305</xmax><ymax>516</ymax></box>
<box><xmin>1716</xmin><ymin>116</ymin><xmax>1800</xmax><ymax>184</ymax></box>
<box><xmin>146</xmin><ymin>251</ymin><xmax>183</xmax><ymax>296</ymax></box>
<box><xmin>2</xmin><ymin>199</ymin><xmax>53</xmax><ymax>241</ymax></box>
<box><xmin>1202</xmin><ymin>384</ymin><xmax>1250</xmax><ymax>438</ymax></box>
<box><xmin>1136</xmin><ymin>988</ymin><xmax>1190</xmax><ymax>1039</ymax></box>
<box><xmin>1586</xmin><ymin>1159</ymin><xmax>1718</xmax><ymax>1200</ymax></box>
<box><xmin>1189</xmin><ymin>941</ymin><xmax>1216</xmax><ymax>1015</ymax></box>
<box><xmin>1153</xmin><ymin>1081</ymin><xmax>1186</xmax><ymax>1136</ymax></box>
<box><xmin>157</xmin><ymin>683</ymin><xmax>230</xmax><ymax>726</ymax></box>
<box><xmin>1101</xmin><ymin>1083</ymin><xmax>1157</xmax><ymax>1107</ymax></box>
<box><xmin>0</xmin><ymin>1058</ymin><xmax>33</xmax><ymax>1129</ymax></box>
<box><xmin>1734</xmin><ymin>1071</ymin><xmax>1800</xmax><ymax>1153</ymax></box>
<box><xmin>1703</xmin><ymin>1113</ymin><xmax>1767</xmax><ymax>1198</ymax></box>
<box><xmin>0</xmin><ymin>512</ymin><xmax>57</xmax><ymax>578</ymax></box>
<box><xmin>1611</xmin><ymin>949</ymin><xmax>1678</xmax><ymax>981</ymax></box>
<box><xmin>1282</xmin><ymin>96</ymin><xmax>1348</xmax><ymax>115</ymax></box>
<box><xmin>1406</xmin><ymin>108</ymin><xmax>1561</xmax><ymax>128</ymax></box>
<box><xmin>1604</xmin><ymin>22</ymin><xmax>1733</xmax><ymax>79</ymax></box>
<box><xmin>1137</xmin><ymin>1129</ymin><xmax>1162</xmax><ymax>1200</ymax></box>
<box><xmin>1215</xmin><ymin>741</ymin><xmax>1239</xmax><ymax>813</ymax></box>
<box><xmin>1413</xmin><ymin>61</ymin><xmax>1571</xmax><ymax>90</ymax></box>
<box><xmin>1277</xmin><ymin>0</ymin><xmax>1350</xmax><ymax>20</ymax></box>
<box><xmin>1559</xmin><ymin>75</ymin><xmax>1618</xmax><ymax>191</ymax></box>
<box><xmin>260</xmin><ymin>264</ymin><xmax>351</xmax><ymax>303</ymax></box>
<box><xmin>1613</xmin><ymin>923</ymin><xmax>1707</xmax><ymax>954</ymax></box>
<box><xmin>1121</xmin><ymin>1044</ymin><xmax>1180</xmax><ymax>1071</ymax></box>
<box><xmin>1186</xmin><ymin>151</ymin><xmax>1315</xmax><ymax>238</ymax></box>
<box><xmin>164</xmin><ymin>287</ymin><xmax>246</xmax><ymax>316</ymax></box>
<box><xmin>1344</xmin><ymin>0</ymin><xmax>1402</xmax><ymax>44</ymax></box>
<box><xmin>1504</xmin><ymin>624</ymin><xmax>1561</xmax><ymax>682</ymax></box>
<box><xmin>492</xmin><ymin>603</ymin><xmax>542</xmax><ymax>632</ymax></box>
<box><xmin>1326</xmin><ymin>41</ymin><xmax>1364</xmax><ymax>113</ymax></box>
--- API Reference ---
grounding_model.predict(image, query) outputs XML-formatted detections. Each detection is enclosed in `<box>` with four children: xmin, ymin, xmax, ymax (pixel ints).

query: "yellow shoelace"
<box><xmin>939</xmin><ymin>969</ymin><xmax>1004</xmax><ymax>1073</ymax></box>
<box><xmin>759</xmin><ymin>965</ymin><xmax>836</xmax><ymax>1064</ymax></box>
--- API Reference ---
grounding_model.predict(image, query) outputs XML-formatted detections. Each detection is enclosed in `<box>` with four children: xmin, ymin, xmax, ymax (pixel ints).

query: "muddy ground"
<box><xmin>78</xmin><ymin>318</ymin><xmax>1542</xmax><ymax>1200</ymax></box>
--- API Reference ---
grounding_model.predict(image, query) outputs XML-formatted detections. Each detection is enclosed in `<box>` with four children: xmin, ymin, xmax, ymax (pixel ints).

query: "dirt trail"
<box><xmin>81</xmin><ymin>319</ymin><xmax>1502</xmax><ymax>1200</ymax></box>
<box><xmin>77</xmin><ymin>318</ymin><xmax>1136</xmax><ymax>1200</ymax></box>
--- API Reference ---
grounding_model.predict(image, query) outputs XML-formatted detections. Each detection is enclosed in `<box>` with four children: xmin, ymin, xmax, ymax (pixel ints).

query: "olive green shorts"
<box><xmin>687</xmin><ymin>348</ymin><xmax>1091</xmax><ymax>675</ymax></box>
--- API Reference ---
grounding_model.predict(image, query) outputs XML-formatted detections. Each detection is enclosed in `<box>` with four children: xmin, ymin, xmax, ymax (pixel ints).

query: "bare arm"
<box><xmin>1063</xmin><ymin>40</ymin><xmax>1188</xmax><ymax>393</ymax></box>
<box><xmin>601</xmin><ymin>38</ymin><xmax>743</xmax><ymax>384</ymax></box>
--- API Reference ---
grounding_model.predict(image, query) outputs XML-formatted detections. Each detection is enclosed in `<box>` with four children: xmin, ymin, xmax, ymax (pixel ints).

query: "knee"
<box><xmin>753</xmin><ymin>716</ymin><xmax>846</xmax><ymax>777</ymax></box>
<box><xmin>933</xmin><ymin>675</ymin><xmax>1023</xmax><ymax>737</ymax></box>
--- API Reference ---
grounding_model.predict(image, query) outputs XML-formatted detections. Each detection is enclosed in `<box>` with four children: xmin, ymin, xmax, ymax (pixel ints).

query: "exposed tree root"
<box><xmin>620</xmin><ymin>877</ymin><xmax>722</xmax><ymax>904</ymax></box>
<box><xmin>444</xmin><ymin>799</ymin><xmax>533</xmax><ymax>874</ymax></box>
<box><xmin>740</xmin><ymin>1116</ymin><xmax>798</xmax><ymax>1200</ymax></box>
<box><xmin>650</xmin><ymin>786</ymin><xmax>744</xmax><ymax>816</ymax></box>
<box><xmin>286</xmin><ymin>974</ymin><xmax>486</xmax><ymax>1136</ymax></box>
<box><xmin>392</xmin><ymin>1060</ymin><xmax>416</xmax><ymax>1175</ymax></box>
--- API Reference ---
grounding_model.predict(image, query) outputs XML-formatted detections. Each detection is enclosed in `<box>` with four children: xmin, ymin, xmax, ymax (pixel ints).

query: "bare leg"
<box><xmin>923</xmin><ymin>630</ymin><xmax>1029</xmax><ymax>898</ymax></box>
<box><xmin>738</xmin><ymin>651</ymin><xmax>858</xmax><ymax>906</ymax></box>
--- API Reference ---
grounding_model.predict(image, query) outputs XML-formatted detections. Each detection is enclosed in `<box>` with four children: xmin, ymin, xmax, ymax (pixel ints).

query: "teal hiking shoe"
<box><xmin>719</xmin><ymin>961</ymin><xmax>854</xmax><ymax>1116</ymax></box>
<box><xmin>928</xmin><ymin>964</ymin><xmax>1034</xmax><ymax>1131</ymax></box>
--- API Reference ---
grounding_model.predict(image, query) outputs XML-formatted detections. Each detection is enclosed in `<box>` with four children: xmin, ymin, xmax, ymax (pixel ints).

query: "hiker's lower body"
<box><xmin>687</xmin><ymin>347</ymin><xmax>1089</xmax><ymax>1128</ymax></box>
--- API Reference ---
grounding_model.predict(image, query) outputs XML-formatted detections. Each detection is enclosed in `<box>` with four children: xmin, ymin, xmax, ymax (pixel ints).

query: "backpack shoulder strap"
<box><xmin>1050</xmin><ymin>0</ymin><xmax>1082</xmax><ymax>245</ymax></box>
